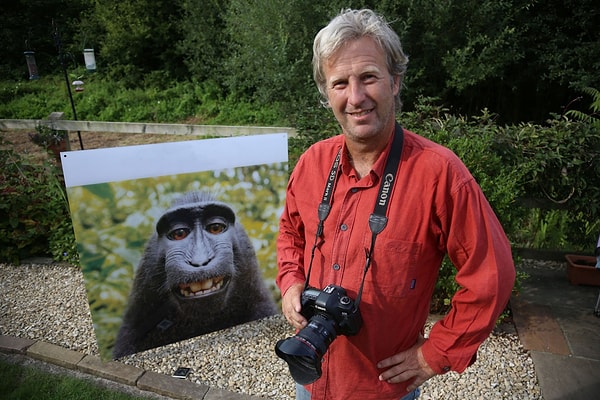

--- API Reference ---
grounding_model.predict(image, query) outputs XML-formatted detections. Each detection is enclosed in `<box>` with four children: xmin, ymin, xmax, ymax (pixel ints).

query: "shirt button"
<box><xmin>333</xmin><ymin>264</ymin><xmax>340</xmax><ymax>271</ymax></box>
<box><xmin>351</xmin><ymin>188</ymin><xmax>358</xmax><ymax>193</ymax></box>
<box><xmin>340</xmin><ymin>224</ymin><xmax>348</xmax><ymax>231</ymax></box>
<box><xmin>442</xmin><ymin>366</ymin><xmax>451</xmax><ymax>372</ymax></box>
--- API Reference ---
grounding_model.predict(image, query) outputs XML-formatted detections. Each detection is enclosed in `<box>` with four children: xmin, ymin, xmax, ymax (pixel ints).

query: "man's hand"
<box><xmin>376</xmin><ymin>335</ymin><xmax>436</xmax><ymax>392</ymax></box>
<box><xmin>281</xmin><ymin>283</ymin><xmax>307</xmax><ymax>330</ymax></box>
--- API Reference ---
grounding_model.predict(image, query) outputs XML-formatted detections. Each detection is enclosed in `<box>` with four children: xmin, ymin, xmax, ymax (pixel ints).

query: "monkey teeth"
<box><xmin>179</xmin><ymin>277</ymin><xmax>225</xmax><ymax>297</ymax></box>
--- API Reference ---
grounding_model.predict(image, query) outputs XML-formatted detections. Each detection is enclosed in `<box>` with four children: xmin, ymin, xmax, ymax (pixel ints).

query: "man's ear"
<box><xmin>392</xmin><ymin>75</ymin><xmax>401</xmax><ymax>96</ymax></box>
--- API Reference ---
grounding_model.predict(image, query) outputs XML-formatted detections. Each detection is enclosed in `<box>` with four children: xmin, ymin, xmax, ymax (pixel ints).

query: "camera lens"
<box><xmin>275</xmin><ymin>315</ymin><xmax>337</xmax><ymax>385</ymax></box>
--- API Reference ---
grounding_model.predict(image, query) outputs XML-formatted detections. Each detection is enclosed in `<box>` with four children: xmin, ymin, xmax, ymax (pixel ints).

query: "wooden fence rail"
<box><xmin>0</xmin><ymin>118</ymin><xmax>296</xmax><ymax>138</ymax></box>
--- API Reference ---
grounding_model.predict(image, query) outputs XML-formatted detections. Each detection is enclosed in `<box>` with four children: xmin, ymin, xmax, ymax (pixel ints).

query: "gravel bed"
<box><xmin>0</xmin><ymin>262</ymin><xmax>542</xmax><ymax>399</ymax></box>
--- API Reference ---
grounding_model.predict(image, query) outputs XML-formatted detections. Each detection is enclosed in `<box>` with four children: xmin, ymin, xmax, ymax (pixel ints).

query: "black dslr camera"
<box><xmin>275</xmin><ymin>284</ymin><xmax>363</xmax><ymax>385</ymax></box>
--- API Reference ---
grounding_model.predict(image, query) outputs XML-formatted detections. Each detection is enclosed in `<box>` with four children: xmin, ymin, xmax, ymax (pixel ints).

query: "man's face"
<box><xmin>323</xmin><ymin>36</ymin><xmax>400</xmax><ymax>143</ymax></box>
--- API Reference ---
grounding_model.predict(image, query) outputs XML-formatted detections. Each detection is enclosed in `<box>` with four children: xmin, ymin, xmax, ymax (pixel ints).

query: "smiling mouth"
<box><xmin>348</xmin><ymin>109</ymin><xmax>373</xmax><ymax>117</ymax></box>
<box><xmin>178</xmin><ymin>276</ymin><xmax>227</xmax><ymax>298</ymax></box>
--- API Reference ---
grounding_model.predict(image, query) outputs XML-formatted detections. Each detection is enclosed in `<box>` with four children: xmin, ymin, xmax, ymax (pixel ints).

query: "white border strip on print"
<box><xmin>61</xmin><ymin>133</ymin><xmax>289</xmax><ymax>188</ymax></box>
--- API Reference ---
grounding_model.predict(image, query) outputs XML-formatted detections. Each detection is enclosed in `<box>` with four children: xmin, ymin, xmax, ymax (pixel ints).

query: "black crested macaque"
<box><xmin>113</xmin><ymin>191</ymin><xmax>277</xmax><ymax>358</ymax></box>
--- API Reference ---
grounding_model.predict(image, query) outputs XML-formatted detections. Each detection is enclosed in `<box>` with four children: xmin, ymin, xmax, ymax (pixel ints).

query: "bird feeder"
<box><xmin>83</xmin><ymin>48</ymin><xmax>96</xmax><ymax>71</ymax></box>
<box><xmin>24</xmin><ymin>51</ymin><xmax>40</xmax><ymax>80</ymax></box>
<box><xmin>72</xmin><ymin>80</ymin><xmax>85</xmax><ymax>92</ymax></box>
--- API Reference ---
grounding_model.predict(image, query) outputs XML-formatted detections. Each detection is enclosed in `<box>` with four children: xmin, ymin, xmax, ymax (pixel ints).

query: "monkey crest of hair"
<box><xmin>113</xmin><ymin>191</ymin><xmax>278</xmax><ymax>358</ymax></box>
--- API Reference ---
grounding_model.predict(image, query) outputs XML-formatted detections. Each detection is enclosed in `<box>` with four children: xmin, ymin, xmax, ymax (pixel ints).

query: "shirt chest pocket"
<box><xmin>363</xmin><ymin>239</ymin><xmax>422</xmax><ymax>299</ymax></box>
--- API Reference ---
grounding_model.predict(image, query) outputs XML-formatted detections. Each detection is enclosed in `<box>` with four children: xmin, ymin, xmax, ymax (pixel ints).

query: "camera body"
<box><xmin>275</xmin><ymin>283</ymin><xmax>363</xmax><ymax>384</ymax></box>
<box><xmin>300</xmin><ymin>284</ymin><xmax>362</xmax><ymax>337</ymax></box>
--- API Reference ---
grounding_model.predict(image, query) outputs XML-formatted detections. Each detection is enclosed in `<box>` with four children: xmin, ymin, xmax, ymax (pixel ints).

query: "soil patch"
<box><xmin>1</xmin><ymin>129</ymin><xmax>195</xmax><ymax>164</ymax></box>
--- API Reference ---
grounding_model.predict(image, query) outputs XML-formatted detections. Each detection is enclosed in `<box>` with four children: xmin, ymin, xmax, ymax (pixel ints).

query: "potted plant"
<box><xmin>28</xmin><ymin>124</ymin><xmax>69</xmax><ymax>162</ymax></box>
<box><xmin>565</xmin><ymin>254</ymin><xmax>600</xmax><ymax>286</ymax></box>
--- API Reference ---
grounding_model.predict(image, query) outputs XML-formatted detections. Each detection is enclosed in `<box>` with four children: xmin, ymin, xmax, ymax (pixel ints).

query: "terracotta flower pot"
<box><xmin>565</xmin><ymin>254</ymin><xmax>600</xmax><ymax>286</ymax></box>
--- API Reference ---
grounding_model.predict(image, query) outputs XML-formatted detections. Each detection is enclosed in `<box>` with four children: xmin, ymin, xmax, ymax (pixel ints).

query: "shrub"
<box><xmin>502</xmin><ymin>116</ymin><xmax>600</xmax><ymax>249</ymax></box>
<box><xmin>28</xmin><ymin>124</ymin><xmax>68</xmax><ymax>147</ymax></box>
<box><xmin>0</xmin><ymin>137</ymin><xmax>77</xmax><ymax>264</ymax></box>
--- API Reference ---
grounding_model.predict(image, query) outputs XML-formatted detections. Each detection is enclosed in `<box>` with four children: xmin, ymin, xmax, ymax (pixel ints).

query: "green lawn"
<box><xmin>0</xmin><ymin>357</ymin><xmax>155</xmax><ymax>400</ymax></box>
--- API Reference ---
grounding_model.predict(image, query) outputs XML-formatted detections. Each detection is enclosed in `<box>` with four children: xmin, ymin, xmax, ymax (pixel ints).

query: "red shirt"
<box><xmin>276</xmin><ymin>128</ymin><xmax>515</xmax><ymax>400</ymax></box>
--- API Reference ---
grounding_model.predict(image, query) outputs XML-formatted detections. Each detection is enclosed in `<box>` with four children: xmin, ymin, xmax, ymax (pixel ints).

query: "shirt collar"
<box><xmin>340</xmin><ymin>127</ymin><xmax>397</xmax><ymax>183</ymax></box>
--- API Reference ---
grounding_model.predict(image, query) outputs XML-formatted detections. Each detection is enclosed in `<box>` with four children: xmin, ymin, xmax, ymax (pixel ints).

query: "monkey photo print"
<box><xmin>61</xmin><ymin>134</ymin><xmax>287</xmax><ymax>359</ymax></box>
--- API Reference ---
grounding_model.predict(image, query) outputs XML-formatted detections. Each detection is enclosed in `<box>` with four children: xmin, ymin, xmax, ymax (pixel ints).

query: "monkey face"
<box><xmin>114</xmin><ymin>191</ymin><xmax>277</xmax><ymax>358</ymax></box>
<box><xmin>156</xmin><ymin>203</ymin><xmax>238</xmax><ymax>306</ymax></box>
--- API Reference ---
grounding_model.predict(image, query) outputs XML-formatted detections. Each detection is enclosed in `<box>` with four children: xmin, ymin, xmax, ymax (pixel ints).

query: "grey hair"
<box><xmin>312</xmin><ymin>9</ymin><xmax>409</xmax><ymax>111</ymax></box>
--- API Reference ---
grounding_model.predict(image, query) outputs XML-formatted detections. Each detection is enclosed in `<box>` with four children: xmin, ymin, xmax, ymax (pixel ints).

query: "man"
<box><xmin>276</xmin><ymin>8</ymin><xmax>515</xmax><ymax>400</ymax></box>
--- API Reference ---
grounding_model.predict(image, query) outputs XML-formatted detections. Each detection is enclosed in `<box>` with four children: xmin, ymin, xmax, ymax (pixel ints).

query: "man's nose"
<box><xmin>348</xmin><ymin>80</ymin><xmax>367</xmax><ymax>106</ymax></box>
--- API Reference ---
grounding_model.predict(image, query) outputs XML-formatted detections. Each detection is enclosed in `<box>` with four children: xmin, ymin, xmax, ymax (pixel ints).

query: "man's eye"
<box><xmin>167</xmin><ymin>228</ymin><xmax>190</xmax><ymax>240</ymax></box>
<box><xmin>332</xmin><ymin>81</ymin><xmax>347</xmax><ymax>89</ymax></box>
<box><xmin>206</xmin><ymin>222</ymin><xmax>227</xmax><ymax>234</ymax></box>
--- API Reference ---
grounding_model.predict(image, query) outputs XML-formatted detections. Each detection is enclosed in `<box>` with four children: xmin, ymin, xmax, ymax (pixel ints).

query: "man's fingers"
<box><xmin>282</xmin><ymin>303</ymin><xmax>305</xmax><ymax>328</ymax></box>
<box><xmin>378</xmin><ymin>365</ymin><xmax>410</xmax><ymax>383</ymax></box>
<box><xmin>282</xmin><ymin>283</ymin><xmax>307</xmax><ymax>329</ymax></box>
<box><xmin>377</xmin><ymin>337</ymin><xmax>436</xmax><ymax>386</ymax></box>
<box><xmin>379</xmin><ymin>365</ymin><xmax>430</xmax><ymax>386</ymax></box>
<box><xmin>377</xmin><ymin>353</ymin><xmax>404</xmax><ymax>369</ymax></box>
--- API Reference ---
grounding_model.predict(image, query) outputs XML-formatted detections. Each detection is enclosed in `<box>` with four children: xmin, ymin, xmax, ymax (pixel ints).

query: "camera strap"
<box><xmin>304</xmin><ymin>122</ymin><xmax>404</xmax><ymax>307</ymax></box>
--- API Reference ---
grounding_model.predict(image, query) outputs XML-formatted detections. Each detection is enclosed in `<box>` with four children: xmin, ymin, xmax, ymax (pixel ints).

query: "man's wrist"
<box><xmin>420</xmin><ymin>337</ymin><xmax>452</xmax><ymax>375</ymax></box>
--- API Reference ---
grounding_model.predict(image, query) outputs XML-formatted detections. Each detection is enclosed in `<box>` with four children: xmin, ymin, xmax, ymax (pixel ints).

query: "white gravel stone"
<box><xmin>0</xmin><ymin>262</ymin><xmax>542</xmax><ymax>399</ymax></box>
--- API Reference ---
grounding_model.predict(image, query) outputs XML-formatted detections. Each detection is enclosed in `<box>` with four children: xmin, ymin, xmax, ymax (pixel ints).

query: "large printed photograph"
<box><xmin>61</xmin><ymin>134</ymin><xmax>288</xmax><ymax>360</ymax></box>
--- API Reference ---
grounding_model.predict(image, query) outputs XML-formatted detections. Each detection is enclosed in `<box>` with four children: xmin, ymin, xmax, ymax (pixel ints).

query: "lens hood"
<box><xmin>275</xmin><ymin>335</ymin><xmax>322</xmax><ymax>385</ymax></box>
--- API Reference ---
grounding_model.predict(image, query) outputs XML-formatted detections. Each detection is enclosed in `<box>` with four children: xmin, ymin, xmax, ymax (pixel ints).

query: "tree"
<box><xmin>222</xmin><ymin>0</ymin><xmax>341</xmax><ymax>107</ymax></box>
<box><xmin>177</xmin><ymin>0</ymin><xmax>229</xmax><ymax>84</ymax></box>
<box><xmin>92</xmin><ymin>0</ymin><xmax>185</xmax><ymax>86</ymax></box>
<box><xmin>0</xmin><ymin>0</ymin><xmax>90</xmax><ymax>80</ymax></box>
<box><xmin>395</xmin><ymin>0</ymin><xmax>600</xmax><ymax>122</ymax></box>
<box><xmin>1</xmin><ymin>0</ymin><xmax>597</xmax><ymax>124</ymax></box>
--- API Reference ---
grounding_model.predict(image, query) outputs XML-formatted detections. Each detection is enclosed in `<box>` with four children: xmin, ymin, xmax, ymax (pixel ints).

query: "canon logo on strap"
<box><xmin>378</xmin><ymin>173</ymin><xmax>394</xmax><ymax>206</ymax></box>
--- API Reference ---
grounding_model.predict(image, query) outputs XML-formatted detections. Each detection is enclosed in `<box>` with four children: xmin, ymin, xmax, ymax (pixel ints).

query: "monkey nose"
<box><xmin>190</xmin><ymin>257</ymin><xmax>212</xmax><ymax>267</ymax></box>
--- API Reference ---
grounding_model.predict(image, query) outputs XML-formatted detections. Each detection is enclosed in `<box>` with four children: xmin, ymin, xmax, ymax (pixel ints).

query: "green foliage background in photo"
<box><xmin>66</xmin><ymin>162</ymin><xmax>287</xmax><ymax>359</ymax></box>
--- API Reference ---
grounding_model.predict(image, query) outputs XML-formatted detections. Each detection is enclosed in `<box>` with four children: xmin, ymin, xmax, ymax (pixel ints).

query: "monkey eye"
<box><xmin>167</xmin><ymin>227</ymin><xmax>190</xmax><ymax>240</ymax></box>
<box><xmin>204</xmin><ymin>216</ymin><xmax>228</xmax><ymax>234</ymax></box>
<box><xmin>205</xmin><ymin>222</ymin><xmax>227</xmax><ymax>234</ymax></box>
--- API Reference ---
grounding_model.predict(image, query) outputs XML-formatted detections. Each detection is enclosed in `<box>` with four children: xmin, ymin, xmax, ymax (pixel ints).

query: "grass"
<box><xmin>0</xmin><ymin>357</ymin><xmax>154</xmax><ymax>400</ymax></box>
<box><xmin>0</xmin><ymin>75</ymin><xmax>288</xmax><ymax>127</ymax></box>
